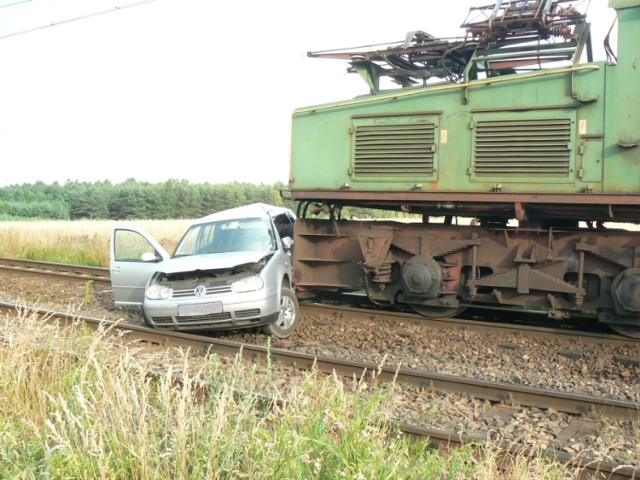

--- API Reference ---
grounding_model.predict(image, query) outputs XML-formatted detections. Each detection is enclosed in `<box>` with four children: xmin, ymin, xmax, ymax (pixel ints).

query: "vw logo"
<box><xmin>194</xmin><ymin>285</ymin><xmax>207</xmax><ymax>296</ymax></box>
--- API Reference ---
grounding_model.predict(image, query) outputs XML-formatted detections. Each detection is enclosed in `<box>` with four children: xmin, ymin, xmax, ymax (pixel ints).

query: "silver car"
<box><xmin>109</xmin><ymin>203</ymin><xmax>299</xmax><ymax>338</ymax></box>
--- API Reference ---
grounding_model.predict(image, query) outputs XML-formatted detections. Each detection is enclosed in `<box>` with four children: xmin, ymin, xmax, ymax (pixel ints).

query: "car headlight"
<box><xmin>232</xmin><ymin>275</ymin><xmax>264</xmax><ymax>293</ymax></box>
<box><xmin>146</xmin><ymin>284</ymin><xmax>172</xmax><ymax>300</ymax></box>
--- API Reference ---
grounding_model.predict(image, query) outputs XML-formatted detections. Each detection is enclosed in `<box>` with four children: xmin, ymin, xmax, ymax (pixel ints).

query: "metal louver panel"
<box><xmin>474</xmin><ymin>118</ymin><xmax>572</xmax><ymax>176</ymax></box>
<box><xmin>354</xmin><ymin>123</ymin><xmax>436</xmax><ymax>177</ymax></box>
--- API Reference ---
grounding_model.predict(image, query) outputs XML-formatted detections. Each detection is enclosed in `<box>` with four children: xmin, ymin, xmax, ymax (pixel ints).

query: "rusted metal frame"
<box><xmin>462</xmin><ymin>0</ymin><xmax>581</xmax><ymax>30</ymax></box>
<box><xmin>577</xmin><ymin>236</ymin><xmax>587</xmax><ymax>308</ymax></box>
<box><xmin>460</xmin><ymin>227</ymin><xmax>591</xmax><ymax>310</ymax></box>
<box><xmin>297</xmin><ymin>219</ymin><xmax>633</xmax><ymax>318</ymax></box>
<box><xmin>526</xmin><ymin>230</ymin><xmax>586</xmax><ymax>308</ymax></box>
<box><xmin>358</xmin><ymin>228</ymin><xmax>399</xmax><ymax>304</ymax></box>
<box><xmin>358</xmin><ymin>226</ymin><xmax>482</xmax><ymax>306</ymax></box>
<box><xmin>545</xmin><ymin>228</ymin><xmax>585</xmax><ymax>309</ymax></box>
<box><xmin>360</xmin><ymin>269</ymin><xmax>388</xmax><ymax>307</ymax></box>
<box><xmin>473</xmin><ymin>40</ymin><xmax>579</xmax><ymax>59</ymax></box>
<box><xmin>357</xmin><ymin>230</ymin><xmax>393</xmax><ymax>283</ymax></box>
<box><xmin>468</xmin><ymin>242</ymin><xmax>479</xmax><ymax>298</ymax></box>
<box><xmin>307</xmin><ymin>40</ymin><xmax>468</xmax><ymax>62</ymax></box>
<box><xmin>575</xmin><ymin>241</ymin><xmax>634</xmax><ymax>270</ymax></box>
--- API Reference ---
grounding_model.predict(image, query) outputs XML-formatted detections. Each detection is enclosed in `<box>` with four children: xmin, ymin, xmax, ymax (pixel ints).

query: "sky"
<box><xmin>0</xmin><ymin>0</ymin><xmax>617</xmax><ymax>187</ymax></box>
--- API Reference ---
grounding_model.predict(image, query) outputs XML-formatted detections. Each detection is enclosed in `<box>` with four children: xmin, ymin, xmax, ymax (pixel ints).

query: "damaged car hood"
<box><xmin>158</xmin><ymin>251</ymin><xmax>272</xmax><ymax>274</ymax></box>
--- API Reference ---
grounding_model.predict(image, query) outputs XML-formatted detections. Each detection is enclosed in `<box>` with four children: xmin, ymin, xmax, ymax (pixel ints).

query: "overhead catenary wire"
<box><xmin>0</xmin><ymin>0</ymin><xmax>156</xmax><ymax>41</ymax></box>
<box><xmin>0</xmin><ymin>0</ymin><xmax>33</xmax><ymax>9</ymax></box>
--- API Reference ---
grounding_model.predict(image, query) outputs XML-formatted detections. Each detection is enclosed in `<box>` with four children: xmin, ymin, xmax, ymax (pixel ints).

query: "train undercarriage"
<box><xmin>292</xmin><ymin>201</ymin><xmax>640</xmax><ymax>338</ymax></box>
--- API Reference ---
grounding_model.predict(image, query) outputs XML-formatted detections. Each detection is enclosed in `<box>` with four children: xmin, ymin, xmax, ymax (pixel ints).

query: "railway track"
<box><xmin>4</xmin><ymin>299</ymin><xmax>635</xmax><ymax>420</ymax></box>
<box><xmin>0</xmin><ymin>256</ymin><xmax>110</xmax><ymax>283</ymax></box>
<box><xmin>302</xmin><ymin>303</ymin><xmax>640</xmax><ymax>349</ymax></box>
<box><xmin>0</xmin><ymin>300</ymin><xmax>638</xmax><ymax>479</ymax></box>
<box><xmin>1</xmin><ymin>256</ymin><xmax>637</xmax><ymax>347</ymax></box>
<box><xmin>1</xmin><ymin>257</ymin><xmax>639</xmax><ymax>476</ymax></box>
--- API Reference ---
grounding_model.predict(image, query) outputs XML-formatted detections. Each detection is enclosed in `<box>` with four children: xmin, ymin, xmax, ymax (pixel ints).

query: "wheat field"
<box><xmin>0</xmin><ymin>219</ymin><xmax>194</xmax><ymax>266</ymax></box>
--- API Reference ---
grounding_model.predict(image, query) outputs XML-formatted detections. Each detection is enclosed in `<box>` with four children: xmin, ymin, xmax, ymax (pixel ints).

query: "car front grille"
<box><xmin>172</xmin><ymin>285</ymin><xmax>232</xmax><ymax>298</ymax></box>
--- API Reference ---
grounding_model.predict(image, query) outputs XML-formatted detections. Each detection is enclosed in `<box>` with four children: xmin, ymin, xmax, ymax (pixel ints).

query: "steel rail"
<box><xmin>301</xmin><ymin>302</ymin><xmax>640</xmax><ymax>348</ymax></box>
<box><xmin>1</xmin><ymin>300</ymin><xmax>637</xmax><ymax>421</ymax></box>
<box><xmin>0</xmin><ymin>257</ymin><xmax>110</xmax><ymax>283</ymax></box>
<box><xmin>1</xmin><ymin>301</ymin><xmax>638</xmax><ymax>479</ymax></box>
<box><xmin>401</xmin><ymin>424</ymin><xmax>640</xmax><ymax>480</ymax></box>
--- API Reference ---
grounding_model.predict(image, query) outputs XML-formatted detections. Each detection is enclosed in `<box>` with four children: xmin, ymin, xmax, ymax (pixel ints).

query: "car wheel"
<box><xmin>263</xmin><ymin>287</ymin><xmax>299</xmax><ymax>338</ymax></box>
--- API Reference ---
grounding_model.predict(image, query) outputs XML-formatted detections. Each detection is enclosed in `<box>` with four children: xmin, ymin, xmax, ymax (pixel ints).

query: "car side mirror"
<box><xmin>140</xmin><ymin>251</ymin><xmax>160</xmax><ymax>262</ymax></box>
<box><xmin>281</xmin><ymin>236</ymin><xmax>294</xmax><ymax>250</ymax></box>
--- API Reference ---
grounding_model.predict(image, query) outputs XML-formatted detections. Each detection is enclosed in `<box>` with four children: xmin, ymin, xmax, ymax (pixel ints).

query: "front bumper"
<box><xmin>143</xmin><ymin>286</ymin><xmax>280</xmax><ymax>331</ymax></box>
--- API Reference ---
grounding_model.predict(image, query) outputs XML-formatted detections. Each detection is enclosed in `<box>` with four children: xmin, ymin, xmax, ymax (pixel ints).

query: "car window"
<box><xmin>174</xmin><ymin>222</ymin><xmax>216</xmax><ymax>256</ymax></box>
<box><xmin>174</xmin><ymin>217</ymin><xmax>276</xmax><ymax>256</ymax></box>
<box><xmin>272</xmin><ymin>212</ymin><xmax>295</xmax><ymax>239</ymax></box>
<box><xmin>114</xmin><ymin>229</ymin><xmax>158</xmax><ymax>262</ymax></box>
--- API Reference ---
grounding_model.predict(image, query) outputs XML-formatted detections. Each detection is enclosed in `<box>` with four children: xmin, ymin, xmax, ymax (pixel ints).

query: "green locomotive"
<box><xmin>289</xmin><ymin>0</ymin><xmax>640</xmax><ymax>336</ymax></box>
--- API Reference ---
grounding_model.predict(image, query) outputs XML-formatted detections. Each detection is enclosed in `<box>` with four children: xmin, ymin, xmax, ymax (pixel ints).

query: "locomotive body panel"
<box><xmin>291</xmin><ymin>66</ymin><xmax>613</xmax><ymax>194</ymax></box>
<box><xmin>603</xmin><ymin>4</ymin><xmax>640</xmax><ymax>193</ymax></box>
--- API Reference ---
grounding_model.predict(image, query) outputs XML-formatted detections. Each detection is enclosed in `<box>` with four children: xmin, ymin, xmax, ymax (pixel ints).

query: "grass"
<box><xmin>0</xmin><ymin>219</ymin><xmax>192</xmax><ymax>266</ymax></box>
<box><xmin>0</xmin><ymin>309</ymin><xmax>578</xmax><ymax>479</ymax></box>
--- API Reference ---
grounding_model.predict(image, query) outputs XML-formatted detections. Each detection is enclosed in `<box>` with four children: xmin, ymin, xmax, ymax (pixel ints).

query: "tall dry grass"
<box><xmin>0</xmin><ymin>219</ymin><xmax>193</xmax><ymax>266</ymax></box>
<box><xmin>0</xmin><ymin>310</ymin><xmax>579</xmax><ymax>479</ymax></box>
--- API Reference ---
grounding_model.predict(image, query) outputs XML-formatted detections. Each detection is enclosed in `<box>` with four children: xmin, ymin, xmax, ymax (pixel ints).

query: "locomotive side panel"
<box><xmin>291</xmin><ymin>69</ymin><xmax>610</xmax><ymax>197</ymax></box>
<box><xmin>603</xmin><ymin>2</ymin><xmax>640</xmax><ymax>193</ymax></box>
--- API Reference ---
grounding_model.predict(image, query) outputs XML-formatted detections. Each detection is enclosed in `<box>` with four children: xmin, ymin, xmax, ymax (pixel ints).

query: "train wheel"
<box><xmin>609</xmin><ymin>269</ymin><xmax>640</xmax><ymax>338</ymax></box>
<box><xmin>411</xmin><ymin>304</ymin><xmax>466</xmax><ymax>319</ymax></box>
<box><xmin>608</xmin><ymin>323</ymin><xmax>640</xmax><ymax>339</ymax></box>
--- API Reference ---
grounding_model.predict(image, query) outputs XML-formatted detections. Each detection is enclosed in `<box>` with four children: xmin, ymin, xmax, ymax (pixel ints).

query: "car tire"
<box><xmin>263</xmin><ymin>287</ymin><xmax>299</xmax><ymax>338</ymax></box>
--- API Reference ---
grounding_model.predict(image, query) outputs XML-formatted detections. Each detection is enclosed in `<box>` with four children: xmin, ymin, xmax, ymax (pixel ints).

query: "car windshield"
<box><xmin>173</xmin><ymin>217</ymin><xmax>276</xmax><ymax>257</ymax></box>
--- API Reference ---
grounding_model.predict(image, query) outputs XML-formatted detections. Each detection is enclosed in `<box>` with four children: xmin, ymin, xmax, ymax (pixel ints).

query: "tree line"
<box><xmin>0</xmin><ymin>179</ymin><xmax>291</xmax><ymax>220</ymax></box>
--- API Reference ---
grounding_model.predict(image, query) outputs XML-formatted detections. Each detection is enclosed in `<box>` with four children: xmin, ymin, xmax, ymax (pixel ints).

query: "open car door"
<box><xmin>109</xmin><ymin>225</ymin><xmax>170</xmax><ymax>305</ymax></box>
